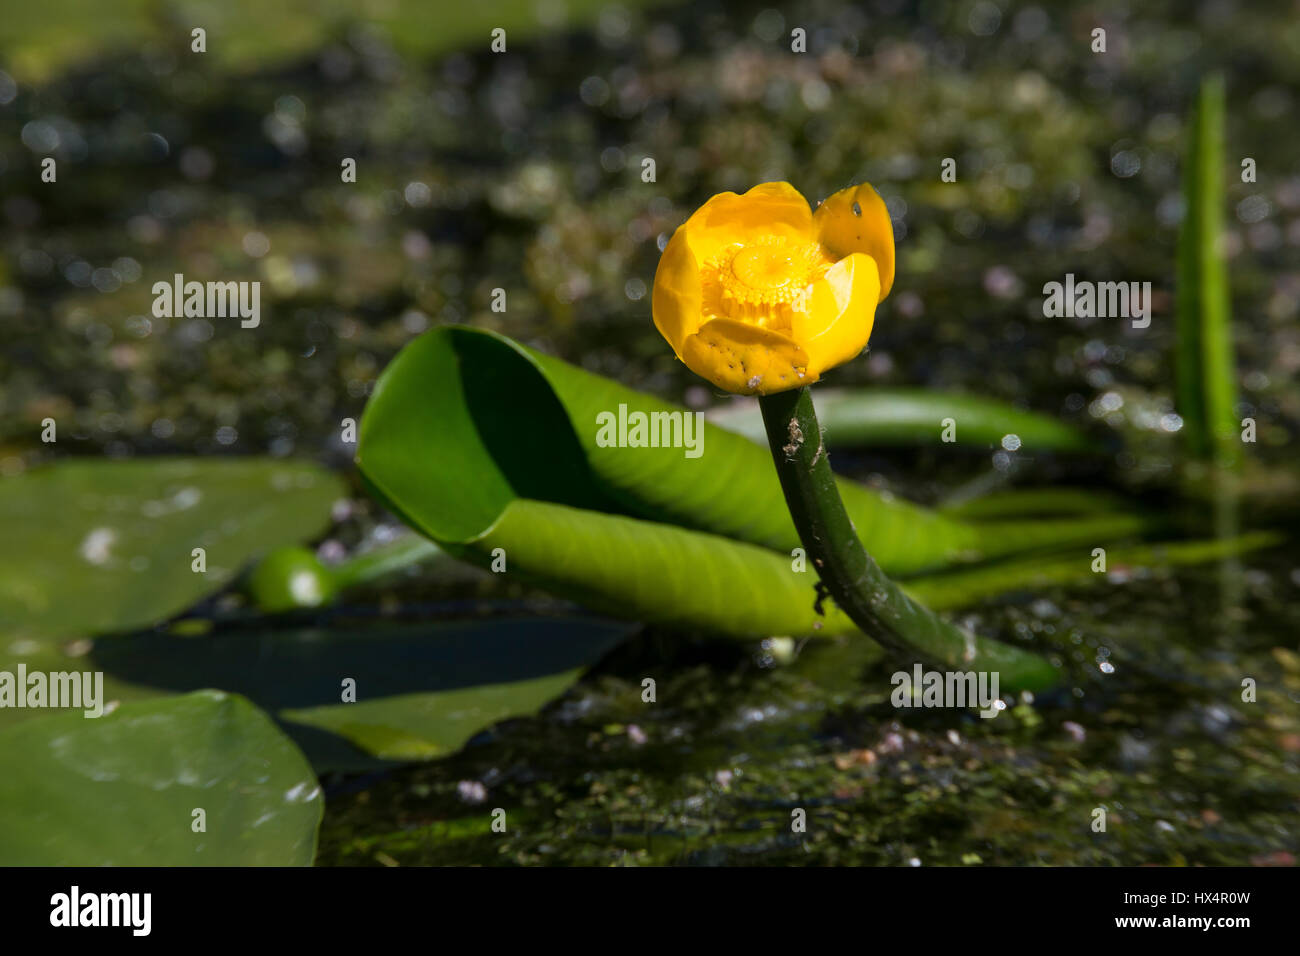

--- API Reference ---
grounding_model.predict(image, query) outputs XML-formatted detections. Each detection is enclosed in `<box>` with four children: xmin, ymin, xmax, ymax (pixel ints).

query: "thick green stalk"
<box><xmin>758</xmin><ymin>386</ymin><xmax>1060</xmax><ymax>692</ymax></box>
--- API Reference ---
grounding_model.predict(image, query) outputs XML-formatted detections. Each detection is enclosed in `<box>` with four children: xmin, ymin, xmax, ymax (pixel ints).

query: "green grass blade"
<box><xmin>1176</xmin><ymin>74</ymin><xmax>1241</xmax><ymax>467</ymax></box>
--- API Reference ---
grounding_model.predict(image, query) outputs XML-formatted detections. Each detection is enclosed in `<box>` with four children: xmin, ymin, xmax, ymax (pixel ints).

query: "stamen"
<box><xmin>699</xmin><ymin>236</ymin><xmax>833</xmax><ymax>331</ymax></box>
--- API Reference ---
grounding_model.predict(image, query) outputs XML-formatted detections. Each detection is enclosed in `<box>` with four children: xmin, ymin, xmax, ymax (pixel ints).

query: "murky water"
<box><xmin>313</xmin><ymin>525</ymin><xmax>1299</xmax><ymax>866</ymax></box>
<box><xmin>3</xmin><ymin>0</ymin><xmax>1297</xmax><ymax>864</ymax></box>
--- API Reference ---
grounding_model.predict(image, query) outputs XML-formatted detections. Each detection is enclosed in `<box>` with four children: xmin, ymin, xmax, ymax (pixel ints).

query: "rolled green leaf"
<box><xmin>358</xmin><ymin>326</ymin><xmax>1151</xmax><ymax>579</ymax></box>
<box><xmin>356</xmin><ymin>327</ymin><xmax>1159</xmax><ymax>683</ymax></box>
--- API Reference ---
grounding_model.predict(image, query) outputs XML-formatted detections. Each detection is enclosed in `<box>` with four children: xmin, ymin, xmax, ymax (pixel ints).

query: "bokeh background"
<box><xmin>2</xmin><ymin>0</ymin><xmax>1298</xmax><ymax>865</ymax></box>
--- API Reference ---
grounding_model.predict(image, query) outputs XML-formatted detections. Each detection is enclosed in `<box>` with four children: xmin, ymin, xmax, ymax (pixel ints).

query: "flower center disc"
<box><xmin>704</xmin><ymin>237</ymin><xmax>831</xmax><ymax>329</ymax></box>
<box><xmin>731</xmin><ymin>243</ymin><xmax>801</xmax><ymax>293</ymax></box>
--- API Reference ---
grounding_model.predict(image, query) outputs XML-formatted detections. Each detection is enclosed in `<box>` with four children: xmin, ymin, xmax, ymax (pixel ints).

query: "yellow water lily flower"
<box><xmin>652</xmin><ymin>181</ymin><xmax>894</xmax><ymax>395</ymax></box>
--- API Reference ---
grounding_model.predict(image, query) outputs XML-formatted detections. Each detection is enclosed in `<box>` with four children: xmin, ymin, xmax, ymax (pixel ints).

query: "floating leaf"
<box><xmin>708</xmin><ymin>387</ymin><xmax>1099</xmax><ymax>453</ymax></box>
<box><xmin>87</xmin><ymin>615</ymin><xmax>636</xmax><ymax>770</ymax></box>
<box><xmin>0</xmin><ymin>638</ymin><xmax>168</xmax><ymax>736</ymax></box>
<box><xmin>0</xmin><ymin>0</ymin><xmax>662</xmax><ymax>82</ymax></box>
<box><xmin>0</xmin><ymin>690</ymin><xmax>321</xmax><ymax>866</ymax></box>
<box><xmin>0</xmin><ymin>458</ymin><xmax>345</xmax><ymax>641</ymax></box>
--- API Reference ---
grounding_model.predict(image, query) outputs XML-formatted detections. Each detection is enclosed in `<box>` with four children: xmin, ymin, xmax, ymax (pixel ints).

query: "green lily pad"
<box><xmin>0</xmin><ymin>690</ymin><xmax>321</xmax><ymax>866</ymax></box>
<box><xmin>0</xmin><ymin>458</ymin><xmax>345</xmax><ymax>641</ymax></box>
<box><xmin>0</xmin><ymin>637</ymin><xmax>169</xmax><ymax>736</ymax></box>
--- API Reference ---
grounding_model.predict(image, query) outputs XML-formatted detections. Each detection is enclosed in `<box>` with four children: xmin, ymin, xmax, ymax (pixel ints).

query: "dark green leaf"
<box><xmin>86</xmin><ymin>615</ymin><xmax>636</xmax><ymax>770</ymax></box>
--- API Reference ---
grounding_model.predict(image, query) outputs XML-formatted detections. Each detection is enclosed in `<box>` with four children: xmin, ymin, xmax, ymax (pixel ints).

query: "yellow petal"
<box><xmin>794</xmin><ymin>253</ymin><xmax>880</xmax><ymax>378</ymax></box>
<box><xmin>681</xmin><ymin>318</ymin><xmax>812</xmax><ymax>395</ymax></box>
<box><xmin>680</xmin><ymin>182</ymin><xmax>815</xmax><ymax>265</ymax></box>
<box><xmin>651</xmin><ymin>227</ymin><xmax>704</xmax><ymax>356</ymax></box>
<box><xmin>813</xmin><ymin>183</ymin><xmax>895</xmax><ymax>301</ymax></box>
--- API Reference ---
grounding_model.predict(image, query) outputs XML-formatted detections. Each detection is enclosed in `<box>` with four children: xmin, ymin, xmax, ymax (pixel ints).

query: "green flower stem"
<box><xmin>330</xmin><ymin>532</ymin><xmax>445</xmax><ymax>591</ymax></box>
<box><xmin>758</xmin><ymin>386</ymin><xmax>1061</xmax><ymax>692</ymax></box>
<box><xmin>246</xmin><ymin>532</ymin><xmax>446</xmax><ymax>612</ymax></box>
